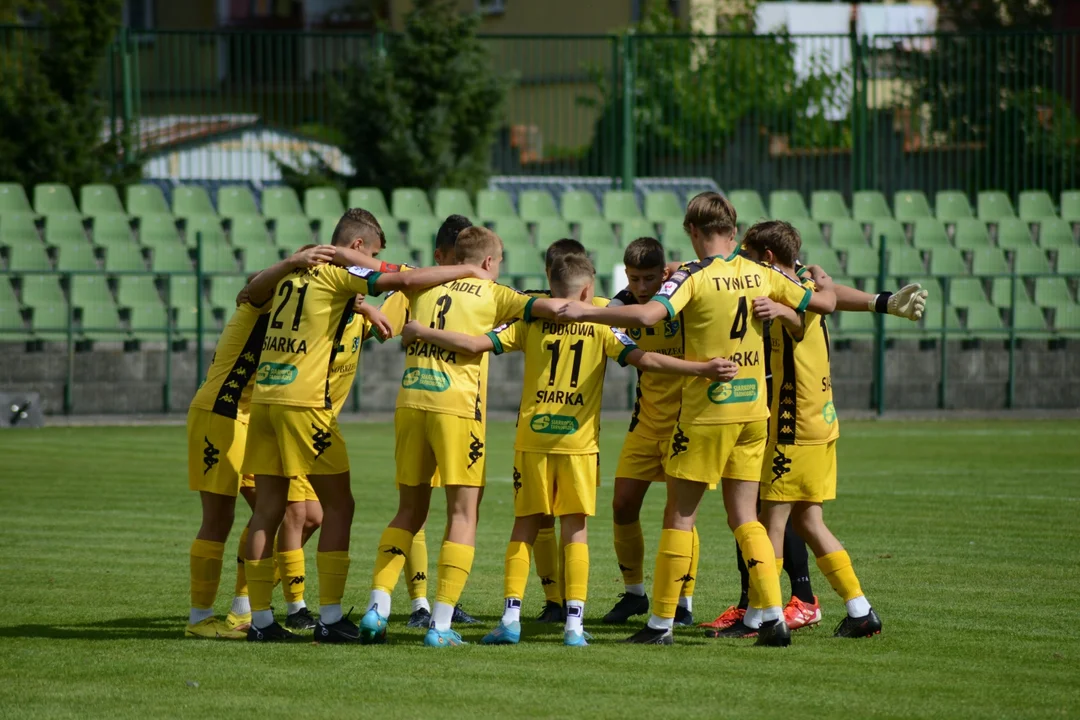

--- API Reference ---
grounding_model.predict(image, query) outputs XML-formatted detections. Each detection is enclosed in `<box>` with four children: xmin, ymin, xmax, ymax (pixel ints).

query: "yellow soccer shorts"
<box><xmin>513</xmin><ymin>451</ymin><xmax>599</xmax><ymax>517</ymax></box>
<box><xmin>663</xmin><ymin>420</ymin><xmax>768</xmax><ymax>485</ymax></box>
<box><xmin>759</xmin><ymin>440</ymin><xmax>838</xmax><ymax>503</ymax></box>
<box><xmin>239</xmin><ymin>474</ymin><xmax>320</xmax><ymax>502</ymax></box>
<box><xmin>615</xmin><ymin>430</ymin><xmax>667</xmax><ymax>483</ymax></box>
<box><xmin>395</xmin><ymin>408</ymin><xmax>486</xmax><ymax>487</ymax></box>
<box><xmin>242</xmin><ymin>404</ymin><xmax>349</xmax><ymax>478</ymax></box>
<box><xmin>187</xmin><ymin>407</ymin><xmax>247</xmax><ymax>497</ymax></box>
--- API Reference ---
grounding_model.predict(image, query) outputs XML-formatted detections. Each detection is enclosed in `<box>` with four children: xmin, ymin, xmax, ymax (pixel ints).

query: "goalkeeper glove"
<box><xmin>869</xmin><ymin>284</ymin><xmax>928</xmax><ymax>320</ymax></box>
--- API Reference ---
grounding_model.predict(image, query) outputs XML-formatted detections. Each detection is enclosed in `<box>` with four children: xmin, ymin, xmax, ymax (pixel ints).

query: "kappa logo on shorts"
<box><xmin>288</xmin><ymin>575</ymin><xmax>305</xmax><ymax>586</ymax></box>
<box><xmin>771</xmin><ymin>448</ymin><xmax>792</xmax><ymax>484</ymax></box>
<box><xmin>310</xmin><ymin>424</ymin><xmax>332</xmax><ymax>459</ymax></box>
<box><xmin>512</xmin><ymin>468</ymin><xmax>522</xmax><ymax>495</ymax></box>
<box><xmin>202</xmin><ymin>437</ymin><xmax>220</xmax><ymax>474</ymax></box>
<box><xmin>467</xmin><ymin>433</ymin><xmax>485</xmax><ymax>469</ymax></box>
<box><xmin>670</xmin><ymin>425</ymin><xmax>689</xmax><ymax>457</ymax></box>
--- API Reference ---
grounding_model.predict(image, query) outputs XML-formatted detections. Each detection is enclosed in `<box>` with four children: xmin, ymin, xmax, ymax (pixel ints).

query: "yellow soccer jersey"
<box><xmin>527</xmin><ymin>289</ymin><xmax>611</xmax><ymax>308</ymax></box>
<box><xmin>253</xmin><ymin>265</ymin><xmax>382</xmax><ymax>409</ymax></box>
<box><xmin>653</xmin><ymin>252</ymin><xmax>811</xmax><ymax>426</ymax></box>
<box><xmin>189</xmin><ymin>301</ymin><xmax>271</xmax><ymax>423</ymax></box>
<box><xmin>766</xmin><ymin>278</ymin><xmax>839</xmax><ymax>446</ymax></box>
<box><xmin>397</xmin><ymin>280</ymin><xmax>534</xmax><ymax>419</ymax></box>
<box><xmin>610</xmin><ymin>288</ymin><xmax>684</xmax><ymax>440</ymax></box>
<box><xmin>327</xmin><ymin>307</ymin><xmax>374</xmax><ymax>415</ymax></box>
<box><xmin>488</xmin><ymin>318</ymin><xmax>637</xmax><ymax>454</ymax></box>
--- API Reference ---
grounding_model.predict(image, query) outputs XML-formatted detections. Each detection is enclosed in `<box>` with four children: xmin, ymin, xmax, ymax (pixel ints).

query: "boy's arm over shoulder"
<box><xmin>486</xmin><ymin>320</ymin><xmax>525</xmax><ymax>355</ymax></box>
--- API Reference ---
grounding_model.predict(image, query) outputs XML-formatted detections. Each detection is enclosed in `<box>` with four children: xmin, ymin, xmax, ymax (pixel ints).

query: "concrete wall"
<box><xmin>2</xmin><ymin>337</ymin><xmax>1078</xmax><ymax>417</ymax></box>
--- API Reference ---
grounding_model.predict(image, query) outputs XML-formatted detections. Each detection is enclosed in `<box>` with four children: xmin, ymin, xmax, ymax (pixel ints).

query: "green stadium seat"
<box><xmin>802</xmin><ymin>247</ymin><xmax>842</xmax><ymax>277</ymax></box>
<box><xmin>660</xmin><ymin>219</ymin><xmax>695</xmax><ymax>261</ymax></box>
<box><xmin>375</xmin><ymin>244</ymin><xmax>414</xmax><ymax>268</ymax></box>
<box><xmin>229</xmin><ymin>216</ymin><xmax>273</xmax><ymax>249</ymax></box>
<box><xmin>1010</xmin><ymin>301</ymin><xmax>1049</xmax><ymax>336</ymax></box>
<box><xmin>305</xmin><ymin>187</ymin><xmax>344</xmax><ymax>219</ymax></box>
<box><xmin>80</xmin><ymin>184</ymin><xmax>125</xmax><ymax>216</ymax></box>
<box><xmin>928</xmin><ymin>246</ymin><xmax>967</xmax><ymax>276</ymax></box>
<box><xmin>20</xmin><ymin>275</ymin><xmax>65</xmax><ymax>307</ymax></box>
<box><xmin>561</xmin><ymin>191</ymin><xmax>601</xmax><ymax>223</ymax></box>
<box><xmin>262</xmin><ymin>187</ymin><xmax>304</xmax><ymax>219</ymax></box>
<box><xmin>412</xmin><ymin>244</ymin><xmax>435</xmax><ymax>268</ymax></box>
<box><xmin>30</xmin><ymin>301</ymin><xmax>72</xmax><ymax>339</ymax></box>
<box><xmin>504</xmin><ymin>246</ymin><xmax>546</xmax><ymax>286</ymax></box>
<box><xmin>591</xmin><ymin>244</ymin><xmax>623</xmax><ymax>279</ymax></box>
<box><xmin>1033</xmin><ymin>277</ymin><xmax>1073</xmax><ymax>308</ymax></box>
<box><xmin>33</xmin><ymin>183</ymin><xmax>78</xmax><ymax>215</ymax></box>
<box><xmin>1018</xmin><ymin>191</ymin><xmax>1056</xmax><ymax>222</ymax></box>
<box><xmin>241</xmin><ymin>244</ymin><xmax>283</xmax><ymax>274</ymax></box>
<box><xmin>1035</xmin><ymin>217</ymin><xmax>1075</xmax><ymax>248</ymax></box>
<box><xmin>893</xmin><ymin>191</ymin><xmax>933</xmax><ymax>222</ymax></box>
<box><xmin>406</xmin><ymin>216</ymin><xmax>442</xmax><ymax>251</ymax></box>
<box><xmin>726</xmin><ymin>190</ymin><xmax>767</xmax><ymax>224</ymax></box>
<box><xmin>519</xmin><ymin>190</ymin><xmax>559</xmax><ymax>222</ymax></box>
<box><xmin>1</xmin><ymin>211</ymin><xmax>41</xmax><ymax>247</ymax></box>
<box><xmin>70</xmin><ymin>275</ymin><xmax>113</xmax><ymax>306</ymax></box>
<box><xmin>852</xmin><ymin>191</ymin><xmax>891</xmax><ymax>221</ymax></box>
<box><xmin>536</xmin><ymin>218</ymin><xmax>572</xmax><ymax>248</ymax></box>
<box><xmin>489</xmin><ymin>217</ymin><xmax>531</xmax><ymax>250</ymax></box>
<box><xmin>126</xmin><ymin>185</ymin><xmax>170</xmax><ymax>216</ymax></box>
<box><xmin>922</xmin><ymin>304</ymin><xmax>964</xmax><ymax>335</ymax></box>
<box><xmin>1061</xmin><ymin>190</ymin><xmax>1080</xmax><ymax>224</ymax></box>
<box><xmin>1053</xmin><ymin>303</ymin><xmax>1080</xmax><ymax>336</ymax></box>
<box><xmin>935</xmin><ymin>191</ymin><xmax>973</xmax><ymax>222</ymax></box>
<box><xmin>953</xmin><ymin>218</ymin><xmax>992</xmax><ymax>248</ymax></box>
<box><xmin>167</xmin><ymin>274</ymin><xmax>199</xmax><ymax>308</ymax></box>
<box><xmin>151</xmin><ymin>244</ymin><xmax>192</xmax><ymax>273</ymax></box>
<box><xmin>578</xmin><ymin>218</ymin><xmax>617</xmax><ymax>250</ymax></box>
<box><xmin>0</xmin><ymin>302</ymin><xmax>31</xmax><ymax>340</ymax></box>
<box><xmin>644</xmin><ymin>191</ymin><xmax>684</xmax><ymax>223</ymax></box>
<box><xmin>56</xmin><ymin>243</ymin><xmax>98</xmax><ymax>271</ymax></box>
<box><xmin>391</xmin><ymin>188</ymin><xmax>433</xmax><ymax>219</ymax></box>
<box><xmin>810</xmin><ymin>191</ymin><xmax>849</xmax><ymax>221</ymax></box>
<box><xmin>1056</xmin><ymin>246</ymin><xmax>1080</xmax><ymax>273</ymax></box>
<box><xmin>217</xmin><ymin>185</ymin><xmax>260</xmax><ymax>217</ymax></box>
<box><xmin>870</xmin><ymin>219</ymin><xmax>906</xmax><ymax>249</ymax></box>
<box><xmin>79</xmin><ymin>299</ymin><xmax>128</xmax><ymax>341</ymax></box>
<box><xmin>210</xmin><ymin>276</ymin><xmax>247</xmax><ymax>311</ymax></box>
<box><xmin>173</xmin><ymin>186</ymin><xmax>216</xmax><ymax>217</ymax></box>
<box><xmin>844</xmin><ymin>247</ymin><xmax>881</xmax><ymax>278</ymax></box>
<box><xmin>103</xmin><ymin>244</ymin><xmax>146</xmax><ymax>272</ymax></box>
<box><xmin>965</xmin><ymin>304</ymin><xmax>1005</xmax><ymax>337</ymax></box>
<box><xmin>434</xmin><ymin>189</ymin><xmax>475</xmax><ymax>219</ymax></box>
<box><xmin>476</xmin><ymin>189</ymin><xmax>515</xmax><ymax>220</ymax></box>
<box><xmin>977</xmin><ymin>191</ymin><xmax>1016</xmax><ymax>221</ymax></box>
<box><xmin>314</xmin><ymin>216</ymin><xmax>338</xmax><ymax>246</ymax></box>
<box><xmin>944</xmin><ymin>277</ymin><xmax>988</xmax><ymax>308</ymax></box>
<box><xmin>603</xmin><ymin>191</ymin><xmax>642</xmax><ymax>221</ymax></box>
<box><xmin>0</xmin><ymin>281</ymin><xmax>17</xmax><ymax>308</ymax></box>
<box><xmin>619</xmin><ymin>218</ymin><xmax>658</xmax><ymax>247</ymax></box>
<box><xmin>995</xmin><ymin>218</ymin><xmax>1035</xmax><ymax>249</ymax></box>
<box><xmin>990</xmin><ymin>277</ymin><xmax>1031</xmax><ymax>307</ymax></box>
<box><xmin>138</xmin><ymin>214</ymin><xmax>181</xmax><ymax>247</ymax></box>
<box><xmin>44</xmin><ymin>213</ymin><xmax>88</xmax><ymax>248</ymax></box>
<box><xmin>90</xmin><ymin>213</ymin><xmax>135</xmax><ymax>249</ymax></box>
<box><xmin>184</xmin><ymin>215</ymin><xmax>227</xmax><ymax>249</ymax></box>
<box><xmin>912</xmin><ymin>218</ymin><xmax>950</xmax><ymax>249</ymax></box>
<box><xmin>828</xmin><ymin>218</ymin><xmax>868</xmax><ymax>249</ymax></box>
<box><xmin>7</xmin><ymin>240</ymin><xmax>51</xmax><ymax>271</ymax></box>
<box><xmin>835</xmin><ymin>310</ymin><xmax>874</xmax><ymax>338</ymax></box>
<box><xmin>273</xmin><ymin>216</ymin><xmax>315</xmax><ymax>250</ymax></box>
<box><xmin>971</xmin><ymin>248</ymin><xmax>1009</xmax><ymax>275</ymax></box>
<box><xmin>906</xmin><ymin>276</ymin><xmax>943</xmax><ymax>301</ymax></box>
<box><xmin>768</xmin><ymin>190</ymin><xmax>809</xmax><ymax>220</ymax></box>
<box><xmin>198</xmin><ymin>244</ymin><xmax>238</xmax><ymax>273</ymax></box>
<box><xmin>788</xmin><ymin>218</ymin><xmax>826</xmax><ymax>250</ymax></box>
<box><xmin>0</xmin><ymin>183</ymin><xmax>32</xmax><ymax>215</ymax></box>
<box><xmin>116</xmin><ymin>276</ymin><xmax>161</xmax><ymax>308</ymax></box>
<box><xmin>127</xmin><ymin>301</ymin><xmax>169</xmax><ymax>338</ymax></box>
<box><xmin>887</xmin><ymin>246</ymin><xmax>925</xmax><ymax>276</ymax></box>
<box><xmin>347</xmin><ymin>187</ymin><xmax>392</xmax><ymax>219</ymax></box>
<box><xmin>1012</xmin><ymin>246</ymin><xmax>1051</xmax><ymax>274</ymax></box>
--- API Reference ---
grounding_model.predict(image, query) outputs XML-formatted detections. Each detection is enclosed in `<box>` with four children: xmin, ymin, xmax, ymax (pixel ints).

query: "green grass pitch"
<box><xmin>1</xmin><ymin>419</ymin><xmax>1077</xmax><ymax>719</ymax></box>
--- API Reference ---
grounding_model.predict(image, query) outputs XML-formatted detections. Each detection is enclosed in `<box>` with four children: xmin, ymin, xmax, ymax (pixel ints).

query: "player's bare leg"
<box><xmin>277</xmin><ymin>500</ymin><xmax>316</xmax><ymax>631</ymax></box>
<box><xmin>424</xmin><ymin>486</ymin><xmax>480</xmax><ymax>646</ymax></box>
<box><xmin>304</xmin><ymin>471</ymin><xmax>359</xmax><ymax>642</ymax></box>
<box><xmin>559</xmin><ymin>513</ymin><xmax>590</xmax><ymax>646</ymax></box>
<box><xmin>245</xmin><ymin>475</ymin><xmax>293</xmax><ymax>641</ymax></box>
<box><xmin>534</xmin><ymin>513</ymin><xmax>564</xmax><ymax>622</ymax></box>
<box><xmin>604</xmin><ymin>477</ymin><xmax>652</xmax><ymax>623</ymax></box>
<box><xmin>484</xmin><ymin>514</ymin><xmax>544</xmax><ymax>645</ymax></box>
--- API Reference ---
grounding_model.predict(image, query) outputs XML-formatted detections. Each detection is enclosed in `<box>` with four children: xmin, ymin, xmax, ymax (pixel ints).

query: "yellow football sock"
<box><xmin>190</xmin><ymin>539</ymin><xmax>224</xmax><ymax>610</ymax></box>
<box><xmin>817</xmin><ymin>550</ymin><xmax>864</xmax><ymax>602</ymax></box>
<box><xmin>234</xmin><ymin>527</ymin><xmax>249</xmax><ymax>598</ymax></box>
<box><xmin>272</xmin><ymin>538</ymin><xmax>281</xmax><ymax>588</ymax></box>
<box><xmin>533</xmin><ymin>527</ymin><xmax>561</xmax><ymax>603</ymax></box>
<box><xmin>405</xmin><ymin>528</ymin><xmax>429</xmax><ymax>600</ymax></box>
<box><xmin>613</xmin><ymin>520</ymin><xmax>645</xmax><ymax>587</ymax></box>
<box><xmin>504</xmin><ymin>541</ymin><xmax>531</xmax><ymax>600</ymax></box>
<box><xmin>371</xmin><ymin>527</ymin><xmax>414</xmax><ymax>594</ymax></box>
<box><xmin>682</xmin><ymin>525</ymin><xmax>700</xmax><ymax>598</ymax></box>
<box><xmin>435</xmin><ymin>542</ymin><xmax>475</xmax><ymax>606</ymax></box>
<box><xmin>735</xmin><ymin>521</ymin><xmax>782</xmax><ymax>610</ymax></box>
<box><xmin>651</xmin><ymin>529</ymin><xmax>693</xmax><ymax>619</ymax></box>
<box><xmin>563</xmin><ymin>542</ymin><xmax>590</xmax><ymax>603</ymax></box>
<box><xmin>317</xmin><ymin>551</ymin><xmax>350</xmax><ymax>607</ymax></box>
<box><xmin>246</xmin><ymin>557</ymin><xmax>276</xmax><ymax>613</ymax></box>
<box><xmin>277</xmin><ymin>549</ymin><xmax>306</xmax><ymax>604</ymax></box>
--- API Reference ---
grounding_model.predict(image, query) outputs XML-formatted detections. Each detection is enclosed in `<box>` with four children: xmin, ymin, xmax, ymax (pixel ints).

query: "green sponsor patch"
<box><xmin>707</xmin><ymin>378</ymin><xmax>758</xmax><ymax>404</ymax></box>
<box><xmin>255</xmin><ymin>362</ymin><xmax>298</xmax><ymax>386</ymax></box>
<box><xmin>529</xmin><ymin>414</ymin><xmax>579</xmax><ymax>435</ymax></box>
<box><xmin>401</xmin><ymin>367</ymin><xmax>450</xmax><ymax>392</ymax></box>
<box><xmin>822</xmin><ymin>401</ymin><xmax>837</xmax><ymax>424</ymax></box>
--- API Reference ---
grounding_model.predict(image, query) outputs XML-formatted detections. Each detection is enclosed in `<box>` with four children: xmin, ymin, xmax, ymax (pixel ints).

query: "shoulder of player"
<box><xmin>523</xmin><ymin>288</ymin><xmax>551</xmax><ymax>299</ymax></box>
<box><xmin>752</xmin><ymin>259</ymin><xmax>804</xmax><ymax>288</ymax></box>
<box><xmin>610</xmin><ymin>288</ymin><xmax>635</xmax><ymax>307</ymax></box>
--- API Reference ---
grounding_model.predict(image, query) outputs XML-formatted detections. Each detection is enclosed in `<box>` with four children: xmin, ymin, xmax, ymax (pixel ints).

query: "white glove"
<box><xmin>885</xmin><ymin>284</ymin><xmax>928</xmax><ymax>320</ymax></box>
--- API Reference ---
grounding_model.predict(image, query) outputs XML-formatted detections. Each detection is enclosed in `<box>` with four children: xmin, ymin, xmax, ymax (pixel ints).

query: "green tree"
<box><xmin>0</xmin><ymin>0</ymin><xmax>138</xmax><ymax>188</ymax></box>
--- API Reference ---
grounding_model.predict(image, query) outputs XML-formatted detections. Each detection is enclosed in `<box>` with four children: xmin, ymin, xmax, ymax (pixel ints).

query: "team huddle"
<box><xmin>184</xmin><ymin>192</ymin><xmax>928</xmax><ymax>647</ymax></box>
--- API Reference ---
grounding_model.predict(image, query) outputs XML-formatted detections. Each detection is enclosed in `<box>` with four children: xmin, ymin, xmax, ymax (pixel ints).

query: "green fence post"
<box><xmin>164</xmin><ymin>273</ymin><xmax>173</xmax><ymax>413</ymax></box>
<box><xmin>938</xmin><ymin>275</ymin><xmax>949</xmax><ymax>409</ymax></box>
<box><xmin>64</xmin><ymin>273</ymin><xmax>74</xmax><ymax>415</ymax></box>
<box><xmin>119</xmin><ymin>27</ymin><xmax>133</xmax><ymax>161</ymax></box>
<box><xmin>1006</xmin><ymin>268</ymin><xmax>1018</xmax><ymax>409</ymax></box>
<box><xmin>874</xmin><ymin>237</ymin><xmax>888</xmax><ymax>415</ymax></box>
<box><xmin>195</xmin><ymin>233</ymin><xmax>205</xmax><ymax>389</ymax></box>
<box><xmin>620</xmin><ymin>32</ymin><xmax>635</xmax><ymax>191</ymax></box>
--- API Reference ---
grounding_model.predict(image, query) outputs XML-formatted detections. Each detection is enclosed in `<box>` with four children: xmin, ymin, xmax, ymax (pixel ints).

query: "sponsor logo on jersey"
<box><xmin>663</xmin><ymin>319</ymin><xmax>680</xmax><ymax>337</ymax></box>
<box><xmin>529</xmin><ymin>414</ymin><xmax>579</xmax><ymax>435</ymax></box>
<box><xmin>611</xmin><ymin>328</ymin><xmax>634</xmax><ymax>346</ymax></box>
<box><xmin>255</xmin><ymin>362</ymin><xmax>298</xmax><ymax>385</ymax></box>
<box><xmin>401</xmin><ymin>368</ymin><xmax>451</xmax><ymax>392</ymax></box>
<box><xmin>659</xmin><ymin>280</ymin><xmax>679</xmax><ymax>296</ymax></box>
<box><xmin>707</xmin><ymin>378</ymin><xmax>758</xmax><ymax>404</ymax></box>
<box><xmin>629</xmin><ymin>327</ymin><xmax>642</xmax><ymax>340</ymax></box>
<box><xmin>822</xmin><ymin>401</ymin><xmax>837</xmax><ymax>424</ymax></box>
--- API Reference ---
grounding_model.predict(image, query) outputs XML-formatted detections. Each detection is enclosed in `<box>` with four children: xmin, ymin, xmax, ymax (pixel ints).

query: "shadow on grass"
<box><xmin>0</xmin><ymin>616</ymin><xmax>186</xmax><ymax>641</ymax></box>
